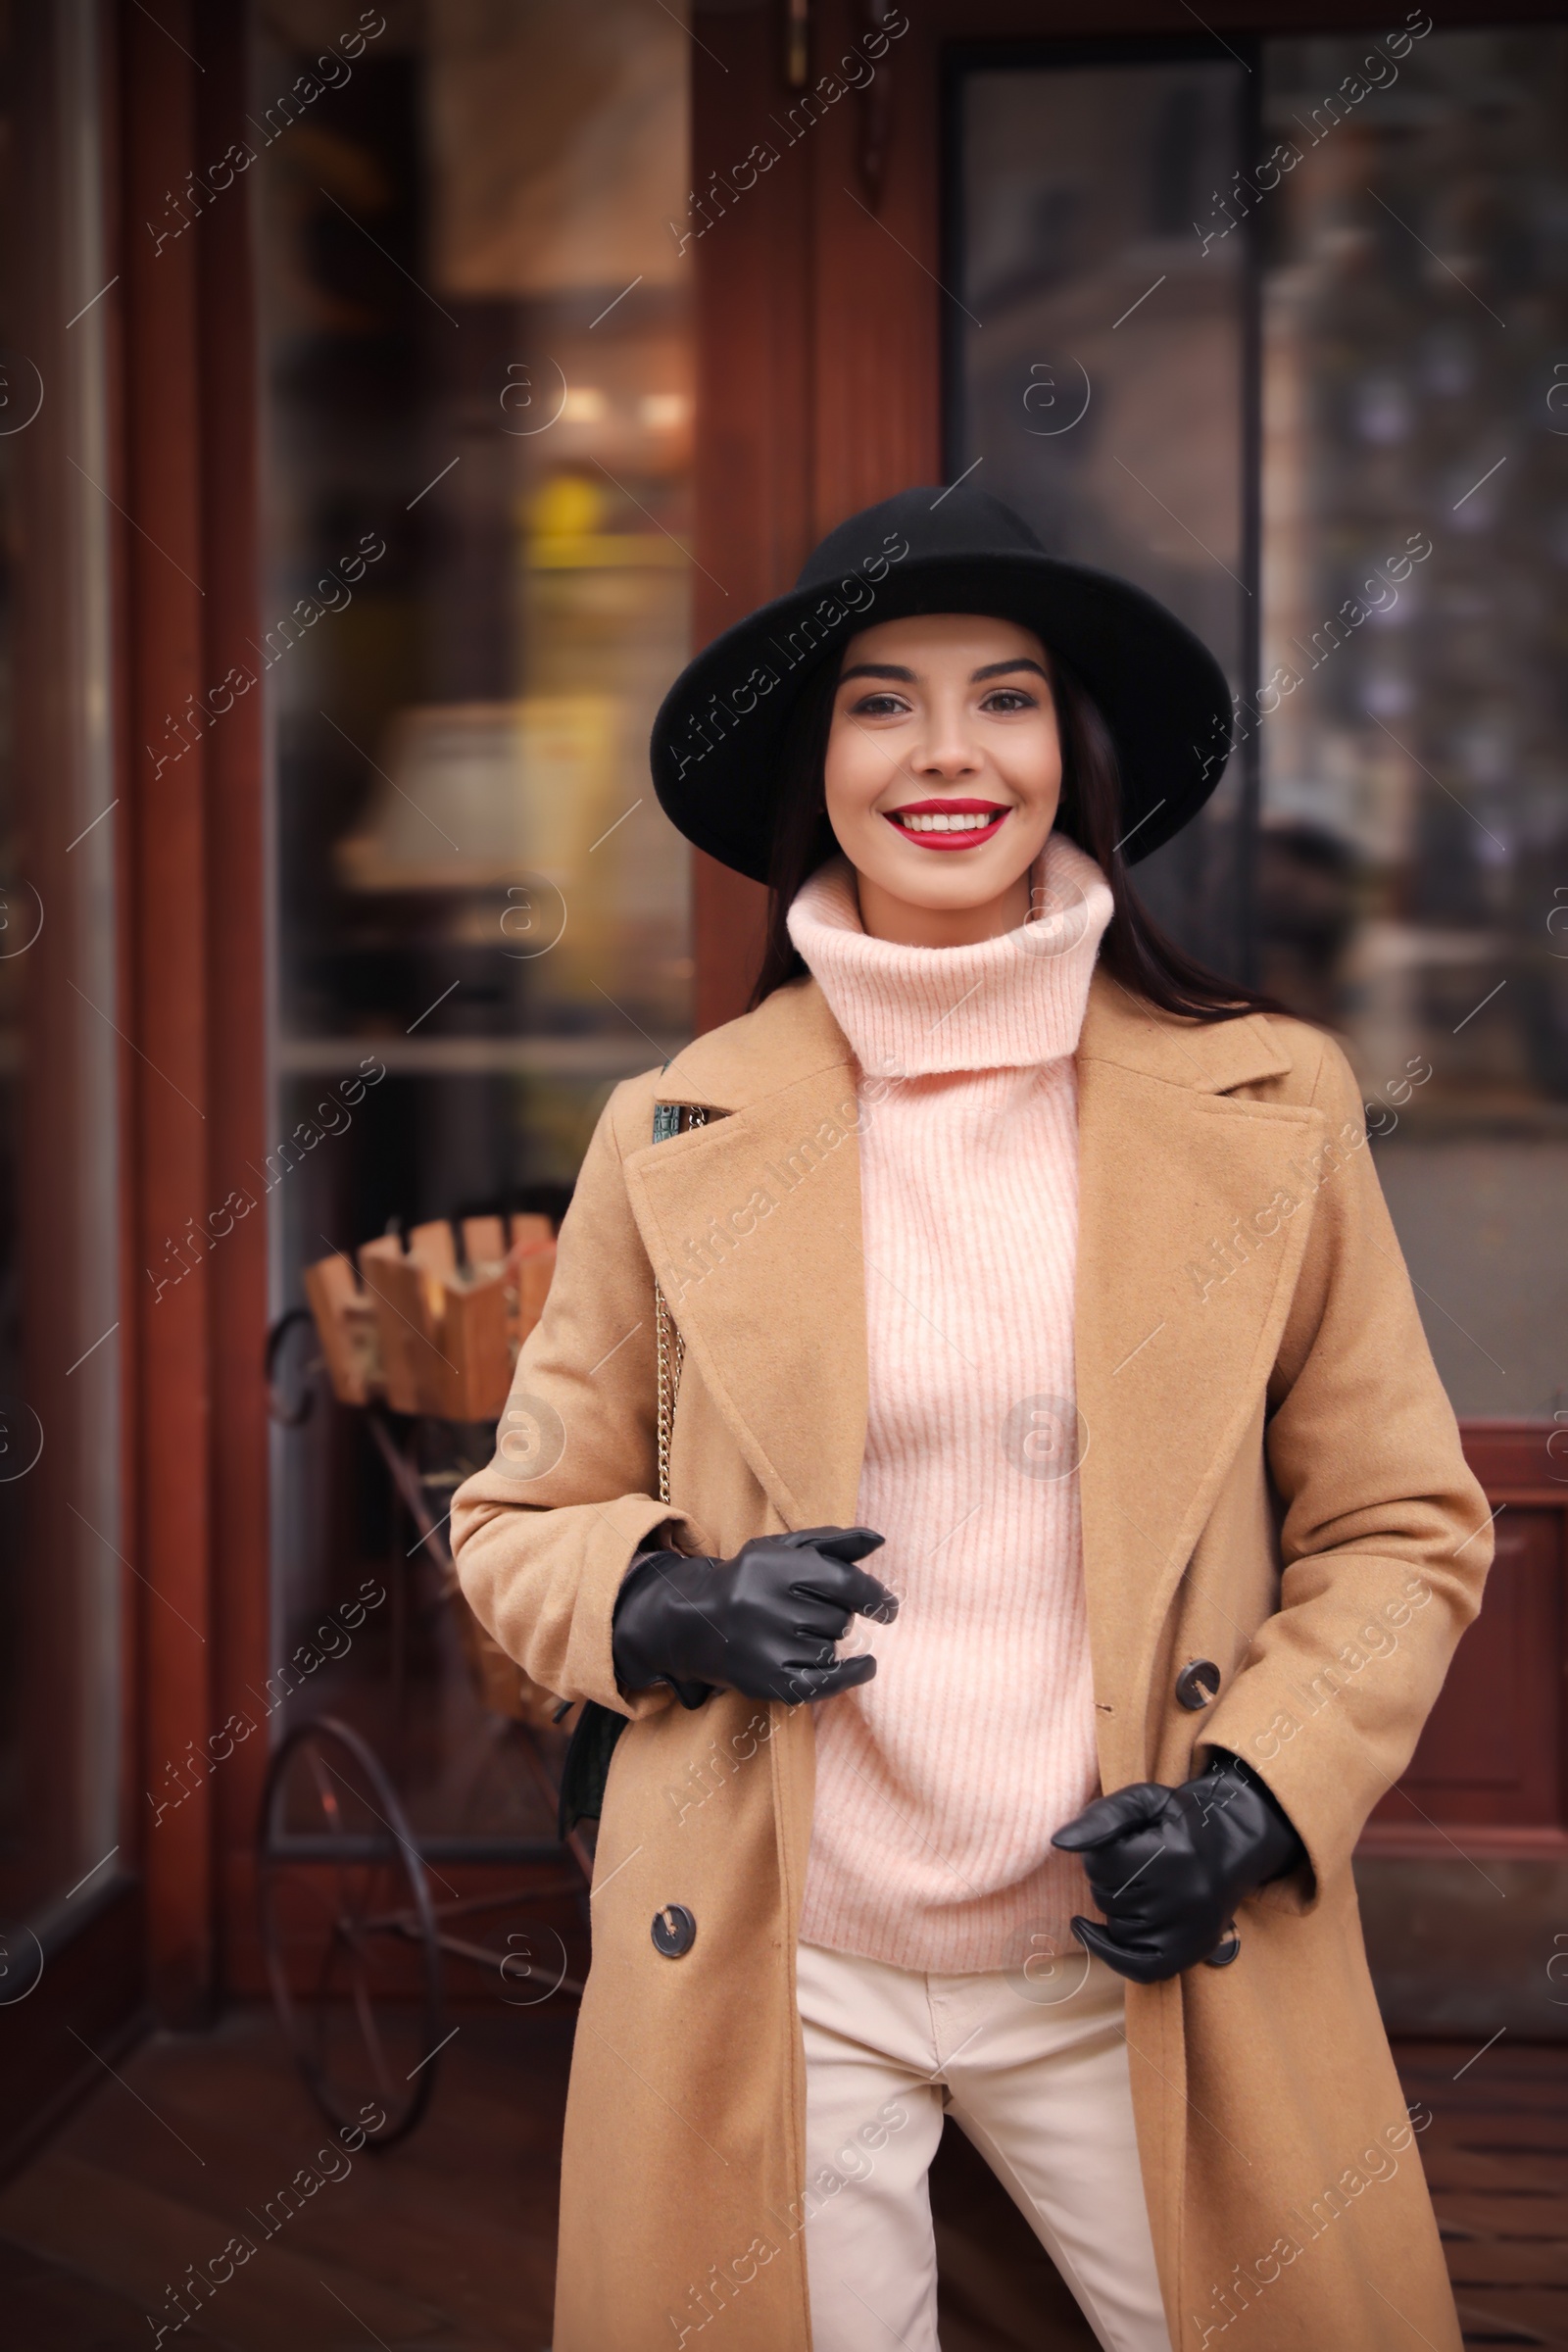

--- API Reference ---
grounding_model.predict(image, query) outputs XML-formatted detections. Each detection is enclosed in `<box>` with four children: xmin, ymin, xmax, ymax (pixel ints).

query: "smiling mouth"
<box><xmin>884</xmin><ymin>798</ymin><xmax>1010</xmax><ymax>850</ymax></box>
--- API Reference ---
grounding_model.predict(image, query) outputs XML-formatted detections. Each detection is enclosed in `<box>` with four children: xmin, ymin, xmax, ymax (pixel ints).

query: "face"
<box><xmin>822</xmin><ymin>612</ymin><xmax>1063</xmax><ymax>946</ymax></box>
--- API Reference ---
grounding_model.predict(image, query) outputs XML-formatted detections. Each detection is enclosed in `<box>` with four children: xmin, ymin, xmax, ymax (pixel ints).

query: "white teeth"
<box><xmin>896</xmin><ymin>810</ymin><xmax>999</xmax><ymax>833</ymax></box>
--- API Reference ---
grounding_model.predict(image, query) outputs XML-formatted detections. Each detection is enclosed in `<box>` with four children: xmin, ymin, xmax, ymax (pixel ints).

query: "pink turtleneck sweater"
<box><xmin>785</xmin><ymin>832</ymin><xmax>1114</xmax><ymax>1975</ymax></box>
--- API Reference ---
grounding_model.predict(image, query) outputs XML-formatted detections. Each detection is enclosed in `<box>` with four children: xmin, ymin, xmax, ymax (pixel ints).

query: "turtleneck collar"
<box><xmin>785</xmin><ymin>831</ymin><xmax>1114</xmax><ymax>1079</ymax></box>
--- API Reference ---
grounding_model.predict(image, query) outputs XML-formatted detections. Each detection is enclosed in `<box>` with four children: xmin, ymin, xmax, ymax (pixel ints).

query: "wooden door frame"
<box><xmin>113</xmin><ymin>0</ymin><xmax>270</xmax><ymax>2032</ymax></box>
<box><xmin>2</xmin><ymin>0</ymin><xmax>271</xmax><ymax>2173</ymax></box>
<box><xmin>0</xmin><ymin>7</ymin><xmax>145</xmax><ymax>2174</ymax></box>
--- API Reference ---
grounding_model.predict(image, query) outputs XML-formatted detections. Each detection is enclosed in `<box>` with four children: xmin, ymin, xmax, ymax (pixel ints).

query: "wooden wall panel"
<box><xmin>1363</xmin><ymin>1424</ymin><xmax>1568</xmax><ymax>1857</ymax></box>
<box><xmin>804</xmin><ymin>3</ymin><xmax>939</xmax><ymax>532</ymax></box>
<box><xmin>692</xmin><ymin>1</ymin><xmax>817</xmax><ymax>1030</ymax></box>
<box><xmin>0</xmin><ymin>1886</ymin><xmax>145</xmax><ymax>2184</ymax></box>
<box><xmin>1367</xmin><ymin>1512</ymin><xmax>1564</xmax><ymax>1843</ymax></box>
<box><xmin>120</xmin><ymin>0</ymin><xmax>218</xmax><ymax>2024</ymax></box>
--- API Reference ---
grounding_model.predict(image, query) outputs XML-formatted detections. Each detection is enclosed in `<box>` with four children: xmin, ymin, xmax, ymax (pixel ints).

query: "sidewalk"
<box><xmin>0</xmin><ymin>2008</ymin><xmax>1561</xmax><ymax>2349</ymax></box>
<box><xmin>1398</xmin><ymin>2037</ymin><xmax>1568</xmax><ymax>2348</ymax></box>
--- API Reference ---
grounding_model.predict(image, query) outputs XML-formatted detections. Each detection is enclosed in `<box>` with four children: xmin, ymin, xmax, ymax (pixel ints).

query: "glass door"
<box><xmin>253</xmin><ymin>0</ymin><xmax>695</xmax><ymax>1846</ymax></box>
<box><xmin>950</xmin><ymin>46</ymin><xmax>1252</xmax><ymax>971</ymax></box>
<box><xmin>948</xmin><ymin>24</ymin><xmax>1568</xmax><ymax>1421</ymax></box>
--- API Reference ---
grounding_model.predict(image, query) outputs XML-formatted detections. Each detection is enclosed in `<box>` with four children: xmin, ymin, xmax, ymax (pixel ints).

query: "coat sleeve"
<box><xmin>450</xmin><ymin>1080</ymin><xmax>709</xmax><ymax>1719</ymax></box>
<box><xmin>1196</xmin><ymin>1031</ymin><xmax>1494</xmax><ymax>1909</ymax></box>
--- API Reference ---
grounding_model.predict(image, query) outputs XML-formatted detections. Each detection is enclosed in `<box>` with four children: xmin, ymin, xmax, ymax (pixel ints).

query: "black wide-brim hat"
<box><xmin>650</xmin><ymin>485</ymin><xmax>1234</xmax><ymax>882</ymax></box>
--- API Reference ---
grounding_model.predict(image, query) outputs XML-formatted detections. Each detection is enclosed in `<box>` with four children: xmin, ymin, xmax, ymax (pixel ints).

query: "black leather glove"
<box><xmin>1052</xmin><ymin>1751</ymin><xmax>1306</xmax><ymax>1984</ymax></box>
<box><xmin>612</xmin><ymin>1526</ymin><xmax>894</xmax><ymax>1708</ymax></box>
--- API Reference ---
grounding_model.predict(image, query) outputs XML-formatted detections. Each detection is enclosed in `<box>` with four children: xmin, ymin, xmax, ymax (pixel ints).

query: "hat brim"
<box><xmin>650</xmin><ymin>551</ymin><xmax>1234</xmax><ymax>883</ymax></box>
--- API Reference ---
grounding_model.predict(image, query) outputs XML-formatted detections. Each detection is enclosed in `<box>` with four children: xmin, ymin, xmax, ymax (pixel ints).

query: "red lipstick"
<box><xmin>882</xmin><ymin>797</ymin><xmax>1010</xmax><ymax>852</ymax></box>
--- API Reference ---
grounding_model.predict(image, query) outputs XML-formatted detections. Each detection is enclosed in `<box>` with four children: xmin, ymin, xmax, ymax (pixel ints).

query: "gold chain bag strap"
<box><xmin>557</xmin><ymin>1097</ymin><xmax>708</xmax><ymax>1839</ymax></box>
<box><xmin>651</xmin><ymin>1100</ymin><xmax>707</xmax><ymax>1506</ymax></box>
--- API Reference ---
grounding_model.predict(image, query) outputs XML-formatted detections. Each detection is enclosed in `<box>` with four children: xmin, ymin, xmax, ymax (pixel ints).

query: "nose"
<box><xmin>910</xmin><ymin>692</ymin><xmax>983</xmax><ymax>782</ymax></box>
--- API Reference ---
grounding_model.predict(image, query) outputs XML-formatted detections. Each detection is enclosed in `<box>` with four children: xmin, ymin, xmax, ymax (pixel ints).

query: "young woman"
<box><xmin>453</xmin><ymin>488</ymin><xmax>1489</xmax><ymax>2352</ymax></box>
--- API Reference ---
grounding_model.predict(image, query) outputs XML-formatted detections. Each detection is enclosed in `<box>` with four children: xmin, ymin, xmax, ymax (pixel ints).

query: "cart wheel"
<box><xmin>258</xmin><ymin>1715</ymin><xmax>445</xmax><ymax>2149</ymax></box>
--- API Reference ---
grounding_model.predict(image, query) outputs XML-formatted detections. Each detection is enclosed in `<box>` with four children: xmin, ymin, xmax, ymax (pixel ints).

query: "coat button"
<box><xmin>651</xmin><ymin>1903</ymin><xmax>697</xmax><ymax>1958</ymax></box>
<box><xmin>1203</xmin><ymin>1921</ymin><xmax>1242</xmax><ymax>1968</ymax></box>
<box><xmin>1175</xmin><ymin>1658</ymin><xmax>1221</xmax><ymax>1711</ymax></box>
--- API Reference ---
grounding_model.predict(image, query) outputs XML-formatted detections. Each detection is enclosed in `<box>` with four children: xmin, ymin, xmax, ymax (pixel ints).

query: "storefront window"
<box><xmin>256</xmin><ymin>2</ymin><xmax>693</xmax><ymax>1834</ymax></box>
<box><xmin>953</xmin><ymin>27</ymin><xmax>1568</xmax><ymax>1419</ymax></box>
<box><xmin>1258</xmin><ymin>27</ymin><xmax>1568</xmax><ymax>1417</ymax></box>
<box><xmin>0</xmin><ymin>0</ymin><xmax>121</xmax><ymax>1935</ymax></box>
<box><xmin>952</xmin><ymin>51</ymin><xmax>1250</xmax><ymax>967</ymax></box>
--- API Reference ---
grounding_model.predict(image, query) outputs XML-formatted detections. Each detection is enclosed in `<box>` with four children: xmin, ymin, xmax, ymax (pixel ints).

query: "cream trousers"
<box><xmin>796</xmin><ymin>1938</ymin><xmax>1172</xmax><ymax>2352</ymax></box>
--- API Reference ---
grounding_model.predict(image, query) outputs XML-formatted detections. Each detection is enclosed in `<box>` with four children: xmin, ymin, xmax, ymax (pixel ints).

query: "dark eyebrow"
<box><xmin>835</xmin><ymin>659</ymin><xmax>1051</xmax><ymax>688</ymax></box>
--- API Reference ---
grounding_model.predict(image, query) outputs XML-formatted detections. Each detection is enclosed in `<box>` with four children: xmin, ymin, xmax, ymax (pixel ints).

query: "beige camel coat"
<box><xmin>452</xmin><ymin>969</ymin><xmax>1490</xmax><ymax>2352</ymax></box>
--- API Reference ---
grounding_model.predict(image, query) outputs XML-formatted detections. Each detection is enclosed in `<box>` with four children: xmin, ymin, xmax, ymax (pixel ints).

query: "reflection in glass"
<box><xmin>953</xmin><ymin>32</ymin><xmax>1568</xmax><ymax>1417</ymax></box>
<box><xmin>952</xmin><ymin>57</ymin><xmax>1248</xmax><ymax>964</ymax></box>
<box><xmin>256</xmin><ymin>2</ymin><xmax>693</xmax><ymax>1838</ymax></box>
<box><xmin>0</xmin><ymin>0</ymin><xmax>121</xmax><ymax>1931</ymax></box>
<box><xmin>1260</xmin><ymin>28</ymin><xmax>1568</xmax><ymax>1414</ymax></box>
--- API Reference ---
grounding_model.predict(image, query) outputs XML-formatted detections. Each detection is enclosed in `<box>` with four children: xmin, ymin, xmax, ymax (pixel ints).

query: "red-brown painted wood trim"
<box><xmin>0</xmin><ymin>1880</ymin><xmax>147</xmax><ymax>2185</ymax></box>
<box><xmin>101</xmin><ymin>0</ymin><xmax>146</xmax><ymax>2053</ymax></box>
<box><xmin>116</xmin><ymin>0</ymin><xmax>249</xmax><ymax>2024</ymax></box>
<box><xmin>192</xmin><ymin>0</ymin><xmax>270</xmax><ymax>2008</ymax></box>
<box><xmin>112</xmin><ymin>0</ymin><xmax>271</xmax><ymax>2019</ymax></box>
<box><xmin>1459</xmin><ymin>1421</ymin><xmax>1567</xmax><ymax>1501</ymax></box>
<box><xmin>1358</xmin><ymin>1421</ymin><xmax>1568</xmax><ymax>1857</ymax></box>
<box><xmin>691</xmin><ymin>5</ymin><xmax>817</xmax><ymax>1029</ymax></box>
<box><xmin>1357</xmin><ymin>1823</ymin><xmax>1568</xmax><ymax>1860</ymax></box>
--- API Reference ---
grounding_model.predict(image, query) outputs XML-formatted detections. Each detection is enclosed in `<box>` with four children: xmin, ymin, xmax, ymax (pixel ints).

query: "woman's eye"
<box><xmin>851</xmin><ymin>694</ymin><xmax>908</xmax><ymax>718</ymax></box>
<box><xmin>981</xmin><ymin>689</ymin><xmax>1036</xmax><ymax>713</ymax></box>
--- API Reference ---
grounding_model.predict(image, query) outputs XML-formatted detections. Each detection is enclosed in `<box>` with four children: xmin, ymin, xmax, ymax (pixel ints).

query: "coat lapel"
<box><xmin>622</xmin><ymin>966</ymin><xmax>1336</xmax><ymax>1761</ymax></box>
<box><xmin>621</xmin><ymin>982</ymin><xmax>869</xmax><ymax>1533</ymax></box>
<box><xmin>1072</xmin><ymin>973</ymin><xmax>1326</xmax><ymax>1766</ymax></box>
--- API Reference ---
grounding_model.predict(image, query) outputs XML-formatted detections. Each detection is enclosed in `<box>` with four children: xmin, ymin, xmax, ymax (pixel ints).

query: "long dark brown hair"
<box><xmin>749</xmin><ymin>647</ymin><xmax>1286</xmax><ymax>1021</ymax></box>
